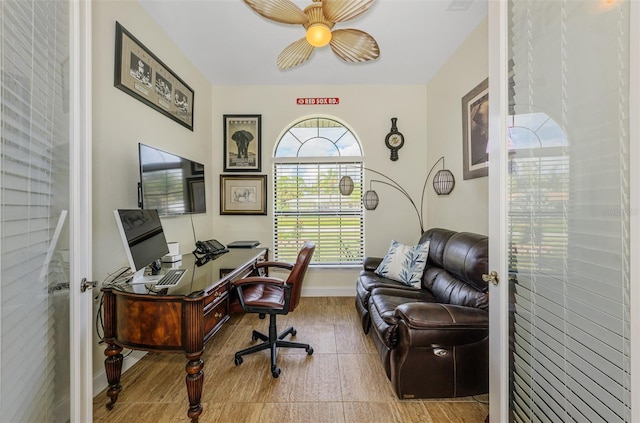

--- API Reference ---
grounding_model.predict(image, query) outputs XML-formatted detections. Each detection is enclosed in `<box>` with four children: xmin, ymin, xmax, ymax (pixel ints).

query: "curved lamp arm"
<box><xmin>368</xmin><ymin>178</ymin><xmax>424</xmax><ymax>234</ymax></box>
<box><xmin>341</xmin><ymin>156</ymin><xmax>452</xmax><ymax>235</ymax></box>
<box><xmin>419</xmin><ymin>156</ymin><xmax>446</xmax><ymax>227</ymax></box>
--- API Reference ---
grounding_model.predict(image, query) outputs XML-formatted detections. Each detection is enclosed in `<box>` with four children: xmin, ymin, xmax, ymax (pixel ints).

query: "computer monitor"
<box><xmin>114</xmin><ymin>209</ymin><xmax>169</xmax><ymax>284</ymax></box>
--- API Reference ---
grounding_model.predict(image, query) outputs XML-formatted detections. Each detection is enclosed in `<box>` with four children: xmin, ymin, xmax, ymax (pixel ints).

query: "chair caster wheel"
<box><xmin>251</xmin><ymin>335</ymin><xmax>257</xmax><ymax>342</ymax></box>
<box><xmin>271</xmin><ymin>367</ymin><xmax>281</xmax><ymax>378</ymax></box>
<box><xmin>291</xmin><ymin>328</ymin><xmax>297</xmax><ymax>336</ymax></box>
<box><xmin>234</xmin><ymin>355</ymin><xmax>243</xmax><ymax>366</ymax></box>
<box><xmin>306</xmin><ymin>346</ymin><xmax>314</xmax><ymax>355</ymax></box>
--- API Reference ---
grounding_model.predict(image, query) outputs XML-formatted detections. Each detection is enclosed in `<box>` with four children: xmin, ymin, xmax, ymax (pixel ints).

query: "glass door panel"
<box><xmin>1</xmin><ymin>0</ymin><xmax>73</xmax><ymax>421</ymax></box>
<box><xmin>506</xmin><ymin>1</ymin><xmax>631</xmax><ymax>421</ymax></box>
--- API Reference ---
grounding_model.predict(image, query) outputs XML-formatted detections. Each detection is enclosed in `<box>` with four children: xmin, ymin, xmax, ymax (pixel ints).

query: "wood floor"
<box><xmin>93</xmin><ymin>297</ymin><xmax>489</xmax><ymax>423</ymax></box>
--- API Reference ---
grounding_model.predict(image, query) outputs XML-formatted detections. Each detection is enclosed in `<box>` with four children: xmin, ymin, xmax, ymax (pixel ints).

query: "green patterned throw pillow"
<box><xmin>374</xmin><ymin>240</ymin><xmax>430</xmax><ymax>287</ymax></box>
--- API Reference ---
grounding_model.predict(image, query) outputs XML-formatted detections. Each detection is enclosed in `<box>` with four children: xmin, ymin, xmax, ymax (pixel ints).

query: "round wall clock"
<box><xmin>385</xmin><ymin>117</ymin><xmax>404</xmax><ymax>161</ymax></box>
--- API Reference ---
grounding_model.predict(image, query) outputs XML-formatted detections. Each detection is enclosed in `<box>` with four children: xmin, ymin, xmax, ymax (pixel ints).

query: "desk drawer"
<box><xmin>204</xmin><ymin>283</ymin><xmax>227</xmax><ymax>307</ymax></box>
<box><xmin>204</xmin><ymin>301</ymin><xmax>228</xmax><ymax>338</ymax></box>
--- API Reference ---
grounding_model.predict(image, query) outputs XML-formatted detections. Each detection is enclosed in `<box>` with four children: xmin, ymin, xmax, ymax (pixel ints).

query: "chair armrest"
<box><xmin>255</xmin><ymin>261</ymin><xmax>294</xmax><ymax>272</ymax></box>
<box><xmin>363</xmin><ymin>257</ymin><xmax>383</xmax><ymax>271</ymax></box>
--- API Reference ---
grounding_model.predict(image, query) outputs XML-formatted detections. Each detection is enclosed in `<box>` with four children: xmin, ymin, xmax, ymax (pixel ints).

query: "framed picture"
<box><xmin>462</xmin><ymin>78</ymin><xmax>489</xmax><ymax>180</ymax></box>
<box><xmin>187</xmin><ymin>177</ymin><xmax>206</xmax><ymax>212</ymax></box>
<box><xmin>223</xmin><ymin>115</ymin><xmax>262</xmax><ymax>172</ymax></box>
<box><xmin>114</xmin><ymin>22</ymin><xmax>194</xmax><ymax>131</ymax></box>
<box><xmin>220</xmin><ymin>175</ymin><xmax>267</xmax><ymax>215</ymax></box>
<box><xmin>190</xmin><ymin>161</ymin><xmax>204</xmax><ymax>175</ymax></box>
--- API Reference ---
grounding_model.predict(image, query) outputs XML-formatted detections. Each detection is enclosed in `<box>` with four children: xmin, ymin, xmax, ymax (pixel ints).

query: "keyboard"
<box><xmin>155</xmin><ymin>268</ymin><xmax>187</xmax><ymax>287</ymax></box>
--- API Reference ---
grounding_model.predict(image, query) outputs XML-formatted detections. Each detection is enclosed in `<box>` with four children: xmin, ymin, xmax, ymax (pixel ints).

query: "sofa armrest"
<box><xmin>394</xmin><ymin>302</ymin><xmax>488</xmax><ymax>347</ymax></box>
<box><xmin>396</xmin><ymin>302</ymin><xmax>488</xmax><ymax>328</ymax></box>
<box><xmin>363</xmin><ymin>256</ymin><xmax>383</xmax><ymax>271</ymax></box>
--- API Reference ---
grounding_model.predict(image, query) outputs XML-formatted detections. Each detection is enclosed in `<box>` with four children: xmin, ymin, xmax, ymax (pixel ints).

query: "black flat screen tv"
<box><xmin>138</xmin><ymin>143</ymin><xmax>206</xmax><ymax>216</ymax></box>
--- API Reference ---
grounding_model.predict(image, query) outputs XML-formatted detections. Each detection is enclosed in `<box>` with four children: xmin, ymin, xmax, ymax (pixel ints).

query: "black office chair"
<box><xmin>232</xmin><ymin>241</ymin><xmax>316</xmax><ymax>378</ymax></box>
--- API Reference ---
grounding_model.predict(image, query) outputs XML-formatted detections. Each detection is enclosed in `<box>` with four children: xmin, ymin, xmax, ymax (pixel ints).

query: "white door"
<box><xmin>488</xmin><ymin>1</ymin><xmax>635</xmax><ymax>422</ymax></box>
<box><xmin>0</xmin><ymin>1</ymin><xmax>93</xmax><ymax>422</ymax></box>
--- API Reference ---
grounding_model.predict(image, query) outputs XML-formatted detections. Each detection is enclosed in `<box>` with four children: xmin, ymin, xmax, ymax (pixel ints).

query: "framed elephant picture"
<box><xmin>223</xmin><ymin>114</ymin><xmax>261</xmax><ymax>172</ymax></box>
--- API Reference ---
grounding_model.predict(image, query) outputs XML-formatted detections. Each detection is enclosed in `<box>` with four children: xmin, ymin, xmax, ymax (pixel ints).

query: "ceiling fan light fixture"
<box><xmin>306</xmin><ymin>23</ymin><xmax>332</xmax><ymax>47</ymax></box>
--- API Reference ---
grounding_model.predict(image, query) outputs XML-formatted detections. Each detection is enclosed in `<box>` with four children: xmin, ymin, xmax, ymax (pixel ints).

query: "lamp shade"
<box><xmin>306</xmin><ymin>23</ymin><xmax>332</xmax><ymax>47</ymax></box>
<box><xmin>339</xmin><ymin>176</ymin><xmax>354</xmax><ymax>195</ymax></box>
<box><xmin>363</xmin><ymin>190</ymin><xmax>379</xmax><ymax>210</ymax></box>
<box><xmin>432</xmin><ymin>169</ymin><xmax>455</xmax><ymax>195</ymax></box>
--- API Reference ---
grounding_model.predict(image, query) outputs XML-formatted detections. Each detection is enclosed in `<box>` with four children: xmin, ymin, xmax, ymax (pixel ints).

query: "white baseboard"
<box><xmin>93</xmin><ymin>349</ymin><xmax>147</xmax><ymax>396</ymax></box>
<box><xmin>301</xmin><ymin>286</ymin><xmax>356</xmax><ymax>297</ymax></box>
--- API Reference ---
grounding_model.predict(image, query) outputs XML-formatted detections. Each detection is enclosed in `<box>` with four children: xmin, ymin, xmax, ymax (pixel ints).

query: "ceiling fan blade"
<box><xmin>243</xmin><ymin>0</ymin><xmax>309</xmax><ymax>24</ymax></box>
<box><xmin>329</xmin><ymin>29</ymin><xmax>379</xmax><ymax>63</ymax></box>
<box><xmin>277</xmin><ymin>38</ymin><xmax>315</xmax><ymax>70</ymax></box>
<box><xmin>322</xmin><ymin>0</ymin><xmax>374</xmax><ymax>23</ymax></box>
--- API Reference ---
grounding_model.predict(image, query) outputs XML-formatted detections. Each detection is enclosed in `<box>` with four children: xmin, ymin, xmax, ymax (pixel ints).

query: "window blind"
<box><xmin>273</xmin><ymin>162</ymin><xmax>363</xmax><ymax>265</ymax></box>
<box><xmin>508</xmin><ymin>1</ymin><xmax>631</xmax><ymax>422</ymax></box>
<box><xmin>142</xmin><ymin>167</ymin><xmax>186</xmax><ymax>214</ymax></box>
<box><xmin>1</xmin><ymin>0</ymin><xmax>69</xmax><ymax>421</ymax></box>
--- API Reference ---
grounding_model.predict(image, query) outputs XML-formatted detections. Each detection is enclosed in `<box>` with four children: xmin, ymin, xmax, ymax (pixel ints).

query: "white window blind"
<box><xmin>1</xmin><ymin>0</ymin><xmax>69</xmax><ymax>421</ymax></box>
<box><xmin>508</xmin><ymin>1</ymin><xmax>630</xmax><ymax>422</ymax></box>
<box><xmin>274</xmin><ymin>161</ymin><xmax>363</xmax><ymax>264</ymax></box>
<box><xmin>141</xmin><ymin>166</ymin><xmax>186</xmax><ymax>214</ymax></box>
<box><xmin>273</xmin><ymin>116</ymin><xmax>364</xmax><ymax>265</ymax></box>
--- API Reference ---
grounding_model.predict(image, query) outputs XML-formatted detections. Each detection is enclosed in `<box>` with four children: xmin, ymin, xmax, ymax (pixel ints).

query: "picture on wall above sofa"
<box><xmin>462</xmin><ymin>78</ymin><xmax>489</xmax><ymax>180</ymax></box>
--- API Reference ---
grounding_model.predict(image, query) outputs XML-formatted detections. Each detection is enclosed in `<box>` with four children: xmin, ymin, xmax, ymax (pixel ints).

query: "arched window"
<box><xmin>273</xmin><ymin>116</ymin><xmax>363</xmax><ymax>265</ymax></box>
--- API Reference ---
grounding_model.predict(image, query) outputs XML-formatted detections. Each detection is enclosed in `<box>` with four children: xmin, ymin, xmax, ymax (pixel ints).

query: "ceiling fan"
<box><xmin>243</xmin><ymin>0</ymin><xmax>380</xmax><ymax>70</ymax></box>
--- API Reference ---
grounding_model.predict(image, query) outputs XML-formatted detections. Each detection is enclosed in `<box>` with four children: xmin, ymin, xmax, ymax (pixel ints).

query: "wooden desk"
<box><xmin>101</xmin><ymin>248</ymin><xmax>268</xmax><ymax>422</ymax></box>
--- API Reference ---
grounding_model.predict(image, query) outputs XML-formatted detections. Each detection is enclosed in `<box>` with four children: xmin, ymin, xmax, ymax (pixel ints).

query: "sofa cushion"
<box><xmin>374</xmin><ymin>240</ymin><xmax>430</xmax><ymax>286</ymax></box>
<box><xmin>369</xmin><ymin>287</ymin><xmax>437</xmax><ymax>348</ymax></box>
<box><xmin>357</xmin><ymin>270</ymin><xmax>417</xmax><ymax>300</ymax></box>
<box><xmin>423</xmin><ymin>267</ymin><xmax>489</xmax><ymax>310</ymax></box>
<box><xmin>418</xmin><ymin>228</ymin><xmax>456</xmax><ymax>269</ymax></box>
<box><xmin>441</xmin><ymin>232</ymin><xmax>489</xmax><ymax>292</ymax></box>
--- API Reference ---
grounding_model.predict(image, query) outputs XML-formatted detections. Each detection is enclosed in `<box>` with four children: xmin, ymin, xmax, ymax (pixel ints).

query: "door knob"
<box><xmin>482</xmin><ymin>271</ymin><xmax>499</xmax><ymax>286</ymax></box>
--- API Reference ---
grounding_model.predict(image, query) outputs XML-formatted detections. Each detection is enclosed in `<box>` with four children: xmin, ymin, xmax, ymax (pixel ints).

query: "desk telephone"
<box><xmin>193</xmin><ymin>239</ymin><xmax>228</xmax><ymax>258</ymax></box>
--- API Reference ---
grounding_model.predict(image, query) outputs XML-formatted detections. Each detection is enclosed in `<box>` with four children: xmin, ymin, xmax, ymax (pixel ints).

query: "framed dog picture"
<box><xmin>220</xmin><ymin>174</ymin><xmax>267</xmax><ymax>215</ymax></box>
<box><xmin>223</xmin><ymin>115</ymin><xmax>262</xmax><ymax>172</ymax></box>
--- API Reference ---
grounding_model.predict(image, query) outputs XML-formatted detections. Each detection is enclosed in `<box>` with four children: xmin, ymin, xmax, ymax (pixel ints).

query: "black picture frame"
<box><xmin>187</xmin><ymin>177</ymin><xmax>206</xmax><ymax>212</ymax></box>
<box><xmin>190</xmin><ymin>161</ymin><xmax>204</xmax><ymax>175</ymax></box>
<box><xmin>220</xmin><ymin>174</ymin><xmax>267</xmax><ymax>215</ymax></box>
<box><xmin>114</xmin><ymin>22</ymin><xmax>194</xmax><ymax>131</ymax></box>
<box><xmin>223</xmin><ymin>115</ymin><xmax>262</xmax><ymax>172</ymax></box>
<box><xmin>462</xmin><ymin>78</ymin><xmax>489</xmax><ymax>180</ymax></box>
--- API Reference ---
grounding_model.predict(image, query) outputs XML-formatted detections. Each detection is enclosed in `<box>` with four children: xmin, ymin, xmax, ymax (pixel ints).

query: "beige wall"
<box><xmin>426</xmin><ymin>17</ymin><xmax>489</xmax><ymax>235</ymax></box>
<box><xmin>91</xmin><ymin>2</ymin><xmax>488</xmax><ymax>393</ymax></box>
<box><xmin>92</xmin><ymin>0</ymin><xmax>214</xmax><ymax>387</ymax></box>
<box><xmin>210</xmin><ymin>85</ymin><xmax>429</xmax><ymax>294</ymax></box>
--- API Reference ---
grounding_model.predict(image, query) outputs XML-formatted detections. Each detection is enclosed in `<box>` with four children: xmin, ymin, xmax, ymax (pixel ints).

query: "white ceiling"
<box><xmin>138</xmin><ymin>0</ymin><xmax>487</xmax><ymax>86</ymax></box>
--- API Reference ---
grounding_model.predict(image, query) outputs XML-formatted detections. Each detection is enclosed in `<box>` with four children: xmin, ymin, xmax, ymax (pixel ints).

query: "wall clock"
<box><xmin>385</xmin><ymin>117</ymin><xmax>404</xmax><ymax>161</ymax></box>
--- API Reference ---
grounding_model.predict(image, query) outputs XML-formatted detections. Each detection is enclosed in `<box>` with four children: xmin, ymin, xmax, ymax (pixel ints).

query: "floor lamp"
<box><xmin>339</xmin><ymin>156</ymin><xmax>455</xmax><ymax>234</ymax></box>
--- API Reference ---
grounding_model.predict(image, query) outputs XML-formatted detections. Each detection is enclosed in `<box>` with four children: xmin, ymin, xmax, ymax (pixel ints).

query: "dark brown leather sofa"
<box><xmin>356</xmin><ymin>228</ymin><xmax>489</xmax><ymax>399</ymax></box>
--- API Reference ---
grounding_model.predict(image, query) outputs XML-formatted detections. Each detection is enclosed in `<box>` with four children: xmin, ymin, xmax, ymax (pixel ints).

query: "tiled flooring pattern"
<box><xmin>94</xmin><ymin>297</ymin><xmax>489</xmax><ymax>422</ymax></box>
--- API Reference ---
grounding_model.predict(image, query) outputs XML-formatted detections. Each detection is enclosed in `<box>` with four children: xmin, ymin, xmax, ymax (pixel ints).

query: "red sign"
<box><xmin>296</xmin><ymin>97</ymin><xmax>340</xmax><ymax>105</ymax></box>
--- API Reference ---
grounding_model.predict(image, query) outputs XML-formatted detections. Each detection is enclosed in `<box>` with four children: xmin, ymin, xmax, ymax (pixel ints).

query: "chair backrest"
<box><xmin>285</xmin><ymin>241</ymin><xmax>316</xmax><ymax>312</ymax></box>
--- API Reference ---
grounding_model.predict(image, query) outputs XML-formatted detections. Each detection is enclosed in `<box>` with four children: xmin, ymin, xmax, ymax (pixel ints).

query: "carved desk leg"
<box><xmin>104</xmin><ymin>342</ymin><xmax>123</xmax><ymax>410</ymax></box>
<box><xmin>185</xmin><ymin>354</ymin><xmax>204</xmax><ymax>422</ymax></box>
<box><xmin>184</xmin><ymin>296</ymin><xmax>205</xmax><ymax>422</ymax></box>
<box><xmin>101</xmin><ymin>288</ymin><xmax>123</xmax><ymax>410</ymax></box>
